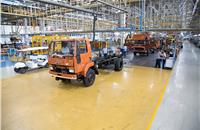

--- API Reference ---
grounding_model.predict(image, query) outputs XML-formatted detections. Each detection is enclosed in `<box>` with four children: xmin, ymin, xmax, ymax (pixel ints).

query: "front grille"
<box><xmin>54</xmin><ymin>67</ymin><xmax>67</xmax><ymax>73</ymax></box>
<box><xmin>52</xmin><ymin>66</ymin><xmax>74</xmax><ymax>74</ymax></box>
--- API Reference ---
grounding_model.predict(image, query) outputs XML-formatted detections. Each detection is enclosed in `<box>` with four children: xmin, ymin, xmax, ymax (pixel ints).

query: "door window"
<box><xmin>77</xmin><ymin>41</ymin><xmax>87</xmax><ymax>54</ymax></box>
<box><xmin>76</xmin><ymin>41</ymin><xmax>87</xmax><ymax>64</ymax></box>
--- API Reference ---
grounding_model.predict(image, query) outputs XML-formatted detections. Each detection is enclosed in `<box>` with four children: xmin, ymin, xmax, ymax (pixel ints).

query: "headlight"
<box><xmin>69</xmin><ymin>69</ymin><xmax>74</xmax><ymax>73</ymax></box>
<box><xmin>50</xmin><ymin>66</ymin><xmax>53</xmax><ymax>70</ymax></box>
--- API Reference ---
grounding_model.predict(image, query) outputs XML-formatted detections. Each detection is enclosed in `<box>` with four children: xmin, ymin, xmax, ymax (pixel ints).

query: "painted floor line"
<box><xmin>145</xmin><ymin>75</ymin><xmax>171</xmax><ymax>130</ymax></box>
<box><xmin>145</xmin><ymin>50</ymin><xmax>181</xmax><ymax>130</ymax></box>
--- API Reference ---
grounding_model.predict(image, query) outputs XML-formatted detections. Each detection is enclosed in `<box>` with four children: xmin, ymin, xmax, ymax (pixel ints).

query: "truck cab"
<box><xmin>125</xmin><ymin>33</ymin><xmax>156</xmax><ymax>56</ymax></box>
<box><xmin>48</xmin><ymin>38</ymin><xmax>98</xmax><ymax>87</ymax></box>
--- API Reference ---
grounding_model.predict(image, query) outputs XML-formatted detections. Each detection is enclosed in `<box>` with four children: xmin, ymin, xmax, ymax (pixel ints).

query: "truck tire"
<box><xmin>133</xmin><ymin>52</ymin><xmax>137</xmax><ymax>55</ymax></box>
<box><xmin>83</xmin><ymin>69</ymin><xmax>96</xmax><ymax>87</ymax></box>
<box><xmin>114</xmin><ymin>58</ymin><xmax>123</xmax><ymax>71</ymax></box>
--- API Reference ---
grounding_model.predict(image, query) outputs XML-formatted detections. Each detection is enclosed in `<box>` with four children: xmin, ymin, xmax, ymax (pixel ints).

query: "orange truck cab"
<box><xmin>48</xmin><ymin>38</ymin><xmax>123</xmax><ymax>87</ymax></box>
<box><xmin>125</xmin><ymin>33</ymin><xmax>156</xmax><ymax>56</ymax></box>
<box><xmin>131</xmin><ymin>33</ymin><xmax>155</xmax><ymax>56</ymax></box>
<box><xmin>48</xmin><ymin>38</ymin><xmax>99</xmax><ymax>86</ymax></box>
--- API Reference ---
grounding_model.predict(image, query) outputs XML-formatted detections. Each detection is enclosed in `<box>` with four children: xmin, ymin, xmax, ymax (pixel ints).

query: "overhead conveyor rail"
<box><xmin>1</xmin><ymin>28</ymin><xmax>200</xmax><ymax>37</ymax></box>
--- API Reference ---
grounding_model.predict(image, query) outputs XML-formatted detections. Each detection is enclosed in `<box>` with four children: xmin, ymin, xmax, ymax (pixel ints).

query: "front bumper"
<box><xmin>49</xmin><ymin>70</ymin><xmax>77</xmax><ymax>79</ymax></box>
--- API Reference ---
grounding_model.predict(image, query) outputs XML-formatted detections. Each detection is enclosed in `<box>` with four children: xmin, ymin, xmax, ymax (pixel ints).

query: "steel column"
<box><xmin>92</xmin><ymin>15</ymin><xmax>97</xmax><ymax>42</ymax></box>
<box><xmin>24</xmin><ymin>18</ymin><xmax>29</xmax><ymax>45</ymax></box>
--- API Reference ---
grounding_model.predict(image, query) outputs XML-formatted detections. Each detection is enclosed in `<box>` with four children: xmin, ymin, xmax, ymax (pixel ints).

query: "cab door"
<box><xmin>75</xmin><ymin>41</ymin><xmax>91</xmax><ymax>73</ymax></box>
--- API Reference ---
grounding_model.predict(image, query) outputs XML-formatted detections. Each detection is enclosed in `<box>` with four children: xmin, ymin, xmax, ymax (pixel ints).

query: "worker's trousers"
<box><xmin>155</xmin><ymin>59</ymin><xmax>161</xmax><ymax>68</ymax></box>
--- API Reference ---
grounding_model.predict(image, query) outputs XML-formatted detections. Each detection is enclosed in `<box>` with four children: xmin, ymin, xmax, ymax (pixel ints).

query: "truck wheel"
<box><xmin>83</xmin><ymin>69</ymin><xmax>96</xmax><ymax>87</ymax></box>
<box><xmin>114</xmin><ymin>58</ymin><xmax>123</xmax><ymax>71</ymax></box>
<box><xmin>133</xmin><ymin>52</ymin><xmax>136</xmax><ymax>55</ymax></box>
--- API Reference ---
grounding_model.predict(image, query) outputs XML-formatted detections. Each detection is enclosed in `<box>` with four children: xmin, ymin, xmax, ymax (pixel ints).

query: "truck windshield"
<box><xmin>50</xmin><ymin>41</ymin><xmax>75</xmax><ymax>56</ymax></box>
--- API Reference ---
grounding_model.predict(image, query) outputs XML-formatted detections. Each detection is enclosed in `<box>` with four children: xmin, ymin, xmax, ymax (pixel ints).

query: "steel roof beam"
<box><xmin>192</xmin><ymin>0</ymin><xmax>199</xmax><ymax>15</ymax></box>
<box><xmin>30</xmin><ymin>0</ymin><xmax>102</xmax><ymax>16</ymax></box>
<box><xmin>95</xmin><ymin>0</ymin><xmax>128</xmax><ymax>13</ymax></box>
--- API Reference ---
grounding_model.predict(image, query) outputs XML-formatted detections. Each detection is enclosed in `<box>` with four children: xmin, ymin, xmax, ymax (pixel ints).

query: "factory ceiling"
<box><xmin>1</xmin><ymin>0</ymin><xmax>200</xmax><ymax>33</ymax></box>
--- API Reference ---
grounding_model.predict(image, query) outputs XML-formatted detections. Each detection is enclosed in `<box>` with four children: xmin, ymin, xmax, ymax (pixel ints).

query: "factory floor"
<box><xmin>2</xmin><ymin>67</ymin><xmax>171</xmax><ymax>130</ymax></box>
<box><xmin>125</xmin><ymin>51</ymin><xmax>158</xmax><ymax>68</ymax></box>
<box><xmin>2</xmin><ymin>41</ymin><xmax>199</xmax><ymax>130</ymax></box>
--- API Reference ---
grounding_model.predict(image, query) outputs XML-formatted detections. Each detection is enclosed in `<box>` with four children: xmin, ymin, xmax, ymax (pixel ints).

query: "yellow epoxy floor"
<box><xmin>2</xmin><ymin>67</ymin><xmax>171</xmax><ymax>130</ymax></box>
